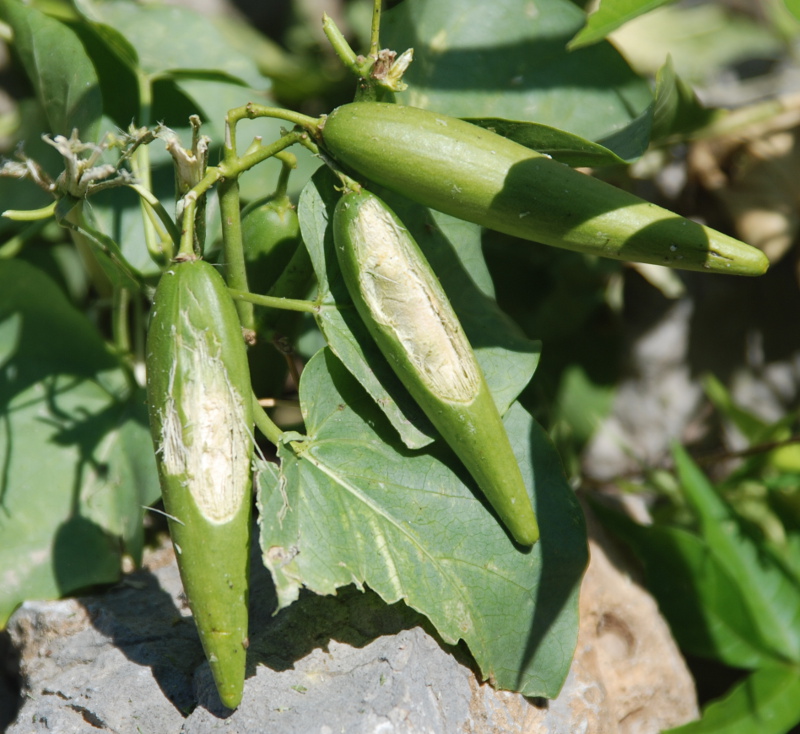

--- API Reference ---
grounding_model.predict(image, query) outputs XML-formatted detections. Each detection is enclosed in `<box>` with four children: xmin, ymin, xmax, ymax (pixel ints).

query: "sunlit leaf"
<box><xmin>258</xmin><ymin>348</ymin><xmax>587</xmax><ymax>697</ymax></box>
<box><xmin>665</xmin><ymin>665</ymin><xmax>800</xmax><ymax>734</ymax></box>
<box><xmin>383</xmin><ymin>0</ymin><xmax>653</xmax><ymax>159</ymax></box>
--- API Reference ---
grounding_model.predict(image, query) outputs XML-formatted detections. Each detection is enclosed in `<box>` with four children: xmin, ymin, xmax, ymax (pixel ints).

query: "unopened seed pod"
<box><xmin>334</xmin><ymin>187</ymin><xmax>539</xmax><ymax>546</ymax></box>
<box><xmin>320</xmin><ymin>103</ymin><xmax>768</xmax><ymax>276</ymax></box>
<box><xmin>146</xmin><ymin>258</ymin><xmax>253</xmax><ymax>709</ymax></box>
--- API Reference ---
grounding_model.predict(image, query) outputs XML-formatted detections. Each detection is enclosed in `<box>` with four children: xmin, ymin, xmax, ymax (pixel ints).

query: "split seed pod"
<box><xmin>333</xmin><ymin>187</ymin><xmax>539</xmax><ymax>546</ymax></box>
<box><xmin>146</xmin><ymin>258</ymin><xmax>253</xmax><ymax>709</ymax></box>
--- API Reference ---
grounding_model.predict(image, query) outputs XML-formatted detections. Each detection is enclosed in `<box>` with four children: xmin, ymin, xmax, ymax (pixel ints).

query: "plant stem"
<box><xmin>251</xmin><ymin>392</ymin><xmax>284</xmax><ymax>446</ymax></box>
<box><xmin>133</xmin><ymin>71</ymin><xmax>165</xmax><ymax>262</ymax></box>
<box><xmin>127</xmin><ymin>183</ymin><xmax>181</xmax><ymax>248</ymax></box>
<box><xmin>112</xmin><ymin>286</ymin><xmax>131</xmax><ymax>354</ymax></box>
<box><xmin>189</xmin><ymin>131</ymin><xmax>309</xmax><ymax>202</ymax></box>
<box><xmin>369</xmin><ymin>0</ymin><xmax>382</xmax><ymax>58</ymax></box>
<box><xmin>322</xmin><ymin>13</ymin><xmax>360</xmax><ymax>76</ymax></box>
<box><xmin>228</xmin><ymin>289</ymin><xmax>318</xmax><ymax>314</ymax></box>
<box><xmin>227</xmin><ymin>104</ymin><xmax>319</xmax><ymax>145</ymax></box>
<box><xmin>218</xmin><ymin>176</ymin><xmax>255</xmax><ymax>332</ymax></box>
<box><xmin>2</xmin><ymin>202</ymin><xmax>56</xmax><ymax>221</ymax></box>
<box><xmin>274</xmin><ymin>152</ymin><xmax>297</xmax><ymax>199</ymax></box>
<box><xmin>178</xmin><ymin>195</ymin><xmax>197</xmax><ymax>259</ymax></box>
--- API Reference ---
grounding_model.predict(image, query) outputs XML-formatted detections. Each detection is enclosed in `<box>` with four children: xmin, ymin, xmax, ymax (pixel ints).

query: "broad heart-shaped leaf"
<box><xmin>568</xmin><ymin>0</ymin><xmax>670</xmax><ymax>50</ymax></box>
<box><xmin>593</xmin><ymin>502</ymin><xmax>780</xmax><ymax>669</ymax></box>
<box><xmin>0</xmin><ymin>259</ymin><xmax>160</xmax><ymax>627</ymax></box>
<box><xmin>257</xmin><ymin>348</ymin><xmax>587</xmax><ymax>698</ymax></box>
<box><xmin>382</xmin><ymin>0</ymin><xmax>653</xmax><ymax>160</ymax></box>
<box><xmin>462</xmin><ymin>118</ymin><xmax>627</xmax><ymax>167</ymax></box>
<box><xmin>673</xmin><ymin>446</ymin><xmax>800</xmax><ymax>665</ymax></box>
<box><xmin>665</xmin><ymin>665</ymin><xmax>800</xmax><ymax>734</ymax></box>
<box><xmin>298</xmin><ymin>167</ymin><xmax>541</xmax><ymax>450</ymax></box>
<box><xmin>0</xmin><ymin>0</ymin><xmax>102</xmax><ymax>140</ymax></box>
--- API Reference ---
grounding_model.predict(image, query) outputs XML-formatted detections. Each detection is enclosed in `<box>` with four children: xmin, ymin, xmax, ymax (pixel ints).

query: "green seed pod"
<box><xmin>241</xmin><ymin>194</ymin><xmax>302</xmax><ymax>297</ymax></box>
<box><xmin>334</xmin><ymin>187</ymin><xmax>539</xmax><ymax>546</ymax></box>
<box><xmin>320</xmin><ymin>103</ymin><xmax>768</xmax><ymax>276</ymax></box>
<box><xmin>146</xmin><ymin>258</ymin><xmax>253</xmax><ymax>709</ymax></box>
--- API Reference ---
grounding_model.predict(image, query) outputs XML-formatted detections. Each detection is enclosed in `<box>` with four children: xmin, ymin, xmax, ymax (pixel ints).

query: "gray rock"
<box><xmin>5</xmin><ymin>514</ymin><xmax>698</xmax><ymax>734</ymax></box>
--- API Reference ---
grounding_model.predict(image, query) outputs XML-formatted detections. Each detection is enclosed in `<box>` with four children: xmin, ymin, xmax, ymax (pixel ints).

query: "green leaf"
<box><xmin>569</xmin><ymin>0</ymin><xmax>672</xmax><ymax>50</ymax></box>
<box><xmin>0</xmin><ymin>0</ymin><xmax>102</xmax><ymax>139</ymax></box>
<box><xmin>257</xmin><ymin>348</ymin><xmax>587</xmax><ymax>698</ymax></box>
<box><xmin>593</xmin><ymin>502</ymin><xmax>779</xmax><ymax>668</ymax></box>
<box><xmin>382</xmin><ymin>0</ymin><xmax>653</xmax><ymax>159</ymax></box>
<box><xmin>68</xmin><ymin>19</ymin><xmax>141</xmax><ymax>128</ymax></box>
<box><xmin>298</xmin><ymin>167</ymin><xmax>541</xmax><ymax>450</ymax></box>
<box><xmin>665</xmin><ymin>665</ymin><xmax>800</xmax><ymax>734</ymax></box>
<box><xmin>0</xmin><ymin>259</ymin><xmax>160</xmax><ymax>627</ymax></box>
<box><xmin>651</xmin><ymin>56</ymin><xmax>721</xmax><ymax>143</ymax></box>
<box><xmin>55</xmin><ymin>198</ymin><xmax>143</xmax><ymax>292</ymax></box>
<box><xmin>673</xmin><ymin>446</ymin><xmax>800</xmax><ymax>664</ymax></box>
<box><xmin>462</xmin><ymin>118</ymin><xmax>627</xmax><ymax>167</ymax></box>
<box><xmin>609</xmin><ymin>3</ymin><xmax>783</xmax><ymax>85</ymax></box>
<box><xmin>75</xmin><ymin>0</ymin><xmax>264</xmax><ymax>89</ymax></box>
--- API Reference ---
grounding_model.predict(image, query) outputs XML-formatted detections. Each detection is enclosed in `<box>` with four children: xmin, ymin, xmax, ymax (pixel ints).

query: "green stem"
<box><xmin>127</xmin><ymin>183</ymin><xmax>181</xmax><ymax>248</ymax></box>
<box><xmin>323</xmin><ymin>13</ymin><xmax>361</xmax><ymax>76</ymax></box>
<box><xmin>274</xmin><ymin>152</ymin><xmax>297</xmax><ymax>199</ymax></box>
<box><xmin>228</xmin><ymin>289</ymin><xmax>318</xmax><ymax>314</ymax></box>
<box><xmin>218</xmin><ymin>176</ymin><xmax>255</xmax><ymax>332</ymax></box>
<box><xmin>137</xmin><ymin>69</ymin><xmax>153</xmax><ymax>128</ymax></box>
<box><xmin>112</xmin><ymin>286</ymin><xmax>131</xmax><ymax>354</ymax></box>
<box><xmin>369</xmin><ymin>0</ymin><xmax>382</xmax><ymax>58</ymax></box>
<box><xmin>178</xmin><ymin>195</ymin><xmax>197</xmax><ymax>259</ymax></box>
<box><xmin>132</xmin><ymin>71</ymin><xmax>165</xmax><ymax>262</ymax></box>
<box><xmin>258</xmin><ymin>242</ymin><xmax>315</xmax><ymax>337</ymax></box>
<box><xmin>251</xmin><ymin>392</ymin><xmax>284</xmax><ymax>446</ymax></box>
<box><xmin>227</xmin><ymin>104</ymin><xmax>319</xmax><ymax>142</ymax></box>
<box><xmin>189</xmin><ymin>131</ymin><xmax>308</xmax><ymax>202</ymax></box>
<box><xmin>2</xmin><ymin>201</ymin><xmax>56</xmax><ymax>221</ymax></box>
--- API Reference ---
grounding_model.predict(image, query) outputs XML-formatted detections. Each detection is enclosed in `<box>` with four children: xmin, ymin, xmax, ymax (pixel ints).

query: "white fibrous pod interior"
<box><xmin>352</xmin><ymin>197</ymin><xmax>480</xmax><ymax>403</ymax></box>
<box><xmin>159</xmin><ymin>309</ymin><xmax>250</xmax><ymax>524</ymax></box>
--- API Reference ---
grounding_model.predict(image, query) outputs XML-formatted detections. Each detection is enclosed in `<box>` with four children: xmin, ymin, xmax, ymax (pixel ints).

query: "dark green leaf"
<box><xmin>257</xmin><ymin>348</ymin><xmax>587</xmax><ymax>697</ymax></box>
<box><xmin>593</xmin><ymin>502</ymin><xmax>779</xmax><ymax>668</ymax></box>
<box><xmin>651</xmin><ymin>57</ymin><xmax>722</xmax><ymax>143</ymax></box>
<box><xmin>569</xmin><ymin>0</ymin><xmax>672</xmax><ymax>50</ymax></box>
<box><xmin>382</xmin><ymin>0</ymin><xmax>653</xmax><ymax>159</ymax></box>
<box><xmin>0</xmin><ymin>259</ymin><xmax>160</xmax><ymax>627</ymax></box>
<box><xmin>297</xmin><ymin>167</ymin><xmax>541</xmax><ymax>450</ymax></box>
<box><xmin>673</xmin><ymin>446</ymin><xmax>800</xmax><ymax>664</ymax></box>
<box><xmin>665</xmin><ymin>665</ymin><xmax>800</xmax><ymax>734</ymax></box>
<box><xmin>0</xmin><ymin>0</ymin><xmax>102</xmax><ymax>139</ymax></box>
<box><xmin>75</xmin><ymin>0</ymin><xmax>264</xmax><ymax>89</ymax></box>
<box><xmin>462</xmin><ymin>118</ymin><xmax>627</xmax><ymax>167</ymax></box>
<box><xmin>55</xmin><ymin>198</ymin><xmax>143</xmax><ymax>292</ymax></box>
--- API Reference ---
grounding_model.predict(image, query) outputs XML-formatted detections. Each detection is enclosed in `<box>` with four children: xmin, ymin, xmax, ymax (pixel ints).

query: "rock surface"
<box><xmin>3</xmin><ymin>508</ymin><xmax>698</xmax><ymax>734</ymax></box>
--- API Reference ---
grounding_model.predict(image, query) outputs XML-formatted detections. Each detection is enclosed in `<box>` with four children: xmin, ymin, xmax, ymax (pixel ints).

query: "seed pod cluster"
<box><xmin>334</xmin><ymin>187</ymin><xmax>539</xmax><ymax>546</ymax></box>
<box><xmin>146</xmin><ymin>258</ymin><xmax>253</xmax><ymax>709</ymax></box>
